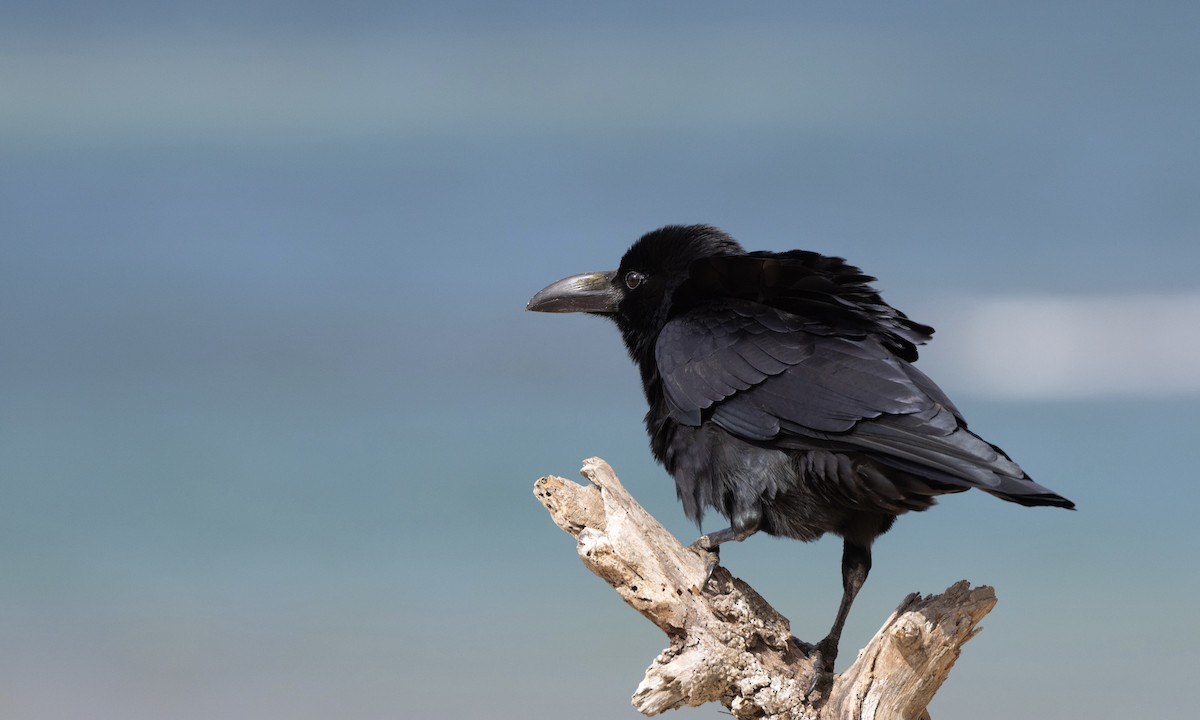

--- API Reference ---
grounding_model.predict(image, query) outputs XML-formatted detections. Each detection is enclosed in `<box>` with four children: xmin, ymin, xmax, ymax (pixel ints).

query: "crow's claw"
<box><xmin>689</xmin><ymin>536</ymin><xmax>721</xmax><ymax>591</ymax></box>
<box><xmin>803</xmin><ymin>638</ymin><xmax>838</xmax><ymax>699</ymax></box>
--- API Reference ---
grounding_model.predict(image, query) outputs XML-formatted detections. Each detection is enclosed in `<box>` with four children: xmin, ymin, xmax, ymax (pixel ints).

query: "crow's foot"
<box><xmin>804</xmin><ymin>637</ymin><xmax>838</xmax><ymax>699</ymax></box>
<box><xmin>688</xmin><ymin>536</ymin><xmax>721</xmax><ymax>591</ymax></box>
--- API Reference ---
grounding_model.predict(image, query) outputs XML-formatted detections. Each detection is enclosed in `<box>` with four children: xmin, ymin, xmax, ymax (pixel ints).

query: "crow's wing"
<box><xmin>656</xmin><ymin>298</ymin><xmax>946</xmax><ymax>434</ymax></box>
<box><xmin>656</xmin><ymin>298</ymin><xmax>1073</xmax><ymax>508</ymax></box>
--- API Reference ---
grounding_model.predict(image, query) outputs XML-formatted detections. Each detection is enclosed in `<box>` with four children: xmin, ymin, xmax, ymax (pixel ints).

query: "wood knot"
<box><xmin>892</xmin><ymin>615</ymin><xmax>924</xmax><ymax>653</ymax></box>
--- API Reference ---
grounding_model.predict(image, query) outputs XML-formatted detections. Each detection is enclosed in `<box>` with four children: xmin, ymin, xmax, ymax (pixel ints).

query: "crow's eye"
<box><xmin>624</xmin><ymin>271</ymin><xmax>646</xmax><ymax>290</ymax></box>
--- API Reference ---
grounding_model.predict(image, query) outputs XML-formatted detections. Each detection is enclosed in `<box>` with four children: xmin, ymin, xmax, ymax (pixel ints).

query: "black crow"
<box><xmin>527</xmin><ymin>224</ymin><xmax>1073</xmax><ymax>674</ymax></box>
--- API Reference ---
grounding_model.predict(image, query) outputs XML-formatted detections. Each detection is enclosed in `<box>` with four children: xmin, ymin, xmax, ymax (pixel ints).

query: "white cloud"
<box><xmin>916</xmin><ymin>293</ymin><xmax>1200</xmax><ymax>400</ymax></box>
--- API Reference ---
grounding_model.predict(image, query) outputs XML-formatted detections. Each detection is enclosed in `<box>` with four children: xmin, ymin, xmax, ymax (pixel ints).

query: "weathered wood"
<box><xmin>534</xmin><ymin>457</ymin><xmax>997</xmax><ymax>720</ymax></box>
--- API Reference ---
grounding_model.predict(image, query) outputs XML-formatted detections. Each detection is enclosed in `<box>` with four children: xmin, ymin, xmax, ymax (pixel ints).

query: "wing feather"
<box><xmin>655</xmin><ymin>299</ymin><xmax>1068</xmax><ymax>505</ymax></box>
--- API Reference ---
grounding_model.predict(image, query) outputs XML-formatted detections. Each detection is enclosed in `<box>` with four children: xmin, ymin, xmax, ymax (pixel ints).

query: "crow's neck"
<box><xmin>619</xmin><ymin>325</ymin><xmax>674</xmax><ymax>459</ymax></box>
<box><xmin>618</xmin><ymin>325</ymin><xmax>661</xmax><ymax>398</ymax></box>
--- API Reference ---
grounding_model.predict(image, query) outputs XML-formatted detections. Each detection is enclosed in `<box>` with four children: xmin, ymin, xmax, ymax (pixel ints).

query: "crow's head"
<box><xmin>527</xmin><ymin>225</ymin><xmax>743</xmax><ymax>355</ymax></box>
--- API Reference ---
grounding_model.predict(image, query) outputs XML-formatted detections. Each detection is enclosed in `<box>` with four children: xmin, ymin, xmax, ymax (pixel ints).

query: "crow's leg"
<box><xmin>806</xmin><ymin>539</ymin><xmax>872</xmax><ymax>693</ymax></box>
<box><xmin>689</xmin><ymin>503</ymin><xmax>761</xmax><ymax>588</ymax></box>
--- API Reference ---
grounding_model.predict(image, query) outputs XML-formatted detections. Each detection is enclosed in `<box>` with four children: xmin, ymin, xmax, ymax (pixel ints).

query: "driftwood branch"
<box><xmin>534</xmin><ymin>457</ymin><xmax>997</xmax><ymax>720</ymax></box>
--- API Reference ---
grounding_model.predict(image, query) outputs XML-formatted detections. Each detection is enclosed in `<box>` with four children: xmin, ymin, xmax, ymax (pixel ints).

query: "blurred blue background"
<box><xmin>2</xmin><ymin>2</ymin><xmax>1197</xmax><ymax>718</ymax></box>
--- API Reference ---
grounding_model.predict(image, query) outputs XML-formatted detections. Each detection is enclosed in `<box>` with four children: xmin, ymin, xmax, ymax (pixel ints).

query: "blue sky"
<box><xmin>1</xmin><ymin>2</ymin><xmax>1198</xmax><ymax>719</ymax></box>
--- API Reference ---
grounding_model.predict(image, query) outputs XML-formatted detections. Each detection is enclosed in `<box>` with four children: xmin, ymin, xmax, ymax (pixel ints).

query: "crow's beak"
<box><xmin>527</xmin><ymin>271</ymin><xmax>619</xmax><ymax>314</ymax></box>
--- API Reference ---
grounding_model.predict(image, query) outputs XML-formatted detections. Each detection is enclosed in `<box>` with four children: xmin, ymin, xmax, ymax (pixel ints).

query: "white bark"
<box><xmin>534</xmin><ymin>457</ymin><xmax>997</xmax><ymax>720</ymax></box>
